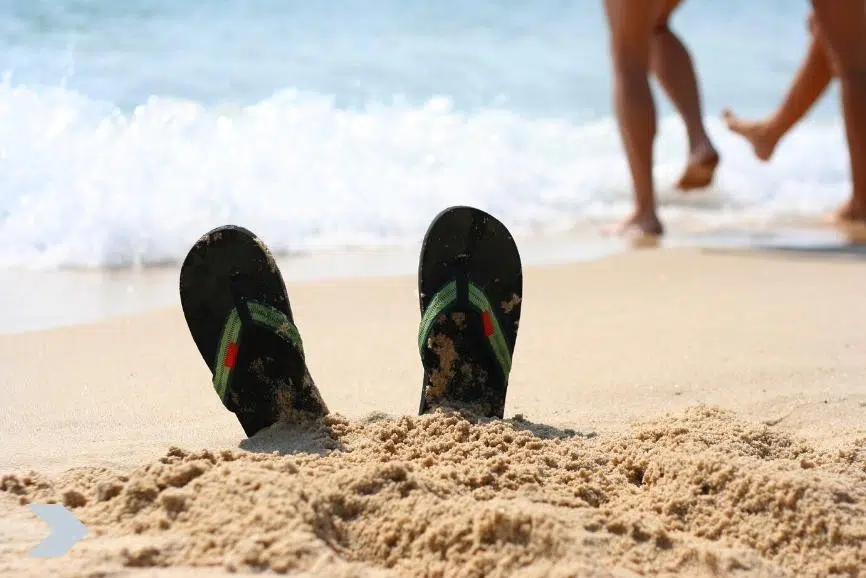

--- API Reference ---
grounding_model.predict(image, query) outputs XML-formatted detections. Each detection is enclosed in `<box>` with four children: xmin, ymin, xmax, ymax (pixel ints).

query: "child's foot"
<box><xmin>827</xmin><ymin>199</ymin><xmax>866</xmax><ymax>242</ymax></box>
<box><xmin>828</xmin><ymin>198</ymin><xmax>866</xmax><ymax>225</ymax></box>
<box><xmin>722</xmin><ymin>108</ymin><xmax>780</xmax><ymax>162</ymax></box>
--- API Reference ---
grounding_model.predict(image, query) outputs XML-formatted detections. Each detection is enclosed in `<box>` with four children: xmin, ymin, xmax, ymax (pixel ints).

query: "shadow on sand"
<box><xmin>239</xmin><ymin>418</ymin><xmax>346</xmax><ymax>456</ymax></box>
<box><xmin>695</xmin><ymin>225</ymin><xmax>866</xmax><ymax>262</ymax></box>
<box><xmin>361</xmin><ymin>408</ymin><xmax>597</xmax><ymax>441</ymax></box>
<box><xmin>700</xmin><ymin>242</ymin><xmax>866</xmax><ymax>262</ymax></box>
<box><xmin>237</xmin><ymin>410</ymin><xmax>596</xmax><ymax>457</ymax></box>
<box><xmin>506</xmin><ymin>413</ymin><xmax>597</xmax><ymax>440</ymax></box>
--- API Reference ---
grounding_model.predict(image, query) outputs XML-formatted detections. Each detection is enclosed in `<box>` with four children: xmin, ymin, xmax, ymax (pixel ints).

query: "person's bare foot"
<box><xmin>602</xmin><ymin>210</ymin><xmax>664</xmax><ymax>239</ymax></box>
<box><xmin>826</xmin><ymin>198</ymin><xmax>866</xmax><ymax>242</ymax></box>
<box><xmin>676</xmin><ymin>145</ymin><xmax>719</xmax><ymax>191</ymax></box>
<box><xmin>722</xmin><ymin>108</ymin><xmax>780</xmax><ymax>162</ymax></box>
<box><xmin>828</xmin><ymin>197</ymin><xmax>866</xmax><ymax>224</ymax></box>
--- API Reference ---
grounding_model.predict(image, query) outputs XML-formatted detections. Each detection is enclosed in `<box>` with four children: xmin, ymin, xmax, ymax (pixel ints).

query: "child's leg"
<box><xmin>723</xmin><ymin>13</ymin><xmax>833</xmax><ymax>161</ymax></box>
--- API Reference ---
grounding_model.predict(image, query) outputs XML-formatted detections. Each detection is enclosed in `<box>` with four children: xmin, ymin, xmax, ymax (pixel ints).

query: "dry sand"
<box><xmin>1</xmin><ymin>247</ymin><xmax>865</xmax><ymax>577</ymax></box>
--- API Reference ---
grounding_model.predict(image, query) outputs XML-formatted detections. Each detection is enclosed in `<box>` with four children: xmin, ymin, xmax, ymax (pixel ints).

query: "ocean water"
<box><xmin>0</xmin><ymin>0</ymin><xmax>850</xmax><ymax>271</ymax></box>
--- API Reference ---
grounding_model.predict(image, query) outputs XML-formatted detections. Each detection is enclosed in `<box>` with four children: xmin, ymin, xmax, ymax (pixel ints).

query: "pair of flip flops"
<box><xmin>179</xmin><ymin>206</ymin><xmax>523</xmax><ymax>437</ymax></box>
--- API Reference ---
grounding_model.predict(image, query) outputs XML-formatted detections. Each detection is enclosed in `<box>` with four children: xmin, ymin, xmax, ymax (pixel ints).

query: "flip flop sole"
<box><xmin>179</xmin><ymin>225</ymin><xmax>327</xmax><ymax>436</ymax></box>
<box><xmin>417</xmin><ymin>206</ymin><xmax>523</xmax><ymax>418</ymax></box>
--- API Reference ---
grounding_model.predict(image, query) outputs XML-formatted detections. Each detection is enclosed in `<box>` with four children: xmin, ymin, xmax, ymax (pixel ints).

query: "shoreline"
<box><xmin>0</xmin><ymin>224</ymin><xmax>860</xmax><ymax>335</ymax></box>
<box><xmin>0</xmin><ymin>228</ymin><xmax>621</xmax><ymax>335</ymax></box>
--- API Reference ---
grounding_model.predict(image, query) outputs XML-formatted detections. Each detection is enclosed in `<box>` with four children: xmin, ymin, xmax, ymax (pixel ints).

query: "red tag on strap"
<box><xmin>481</xmin><ymin>310</ymin><xmax>494</xmax><ymax>336</ymax></box>
<box><xmin>225</xmin><ymin>342</ymin><xmax>239</xmax><ymax>369</ymax></box>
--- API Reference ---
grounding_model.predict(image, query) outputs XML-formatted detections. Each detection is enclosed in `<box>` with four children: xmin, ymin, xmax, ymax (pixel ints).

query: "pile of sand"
<box><xmin>3</xmin><ymin>405</ymin><xmax>865</xmax><ymax>577</ymax></box>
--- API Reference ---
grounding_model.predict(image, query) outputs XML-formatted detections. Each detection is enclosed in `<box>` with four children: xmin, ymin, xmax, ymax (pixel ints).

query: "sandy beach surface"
<box><xmin>1</xmin><ymin>247</ymin><xmax>865</xmax><ymax>577</ymax></box>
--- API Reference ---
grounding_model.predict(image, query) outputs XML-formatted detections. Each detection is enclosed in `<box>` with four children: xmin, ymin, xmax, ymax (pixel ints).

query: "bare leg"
<box><xmin>650</xmin><ymin>9</ymin><xmax>719</xmax><ymax>191</ymax></box>
<box><xmin>811</xmin><ymin>0</ymin><xmax>866</xmax><ymax>223</ymax></box>
<box><xmin>723</xmin><ymin>14</ymin><xmax>833</xmax><ymax>162</ymax></box>
<box><xmin>602</xmin><ymin>0</ymin><xmax>664</xmax><ymax>236</ymax></box>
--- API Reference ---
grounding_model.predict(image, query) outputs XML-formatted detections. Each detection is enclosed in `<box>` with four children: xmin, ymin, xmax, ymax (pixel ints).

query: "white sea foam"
<box><xmin>0</xmin><ymin>84</ymin><xmax>850</xmax><ymax>269</ymax></box>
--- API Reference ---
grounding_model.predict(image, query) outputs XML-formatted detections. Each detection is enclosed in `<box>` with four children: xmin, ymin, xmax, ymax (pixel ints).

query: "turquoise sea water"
<box><xmin>0</xmin><ymin>0</ymin><xmax>849</xmax><ymax>270</ymax></box>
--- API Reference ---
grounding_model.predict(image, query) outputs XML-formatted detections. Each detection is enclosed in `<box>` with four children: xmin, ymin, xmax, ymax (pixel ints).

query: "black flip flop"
<box><xmin>417</xmin><ymin>206</ymin><xmax>523</xmax><ymax>418</ymax></box>
<box><xmin>179</xmin><ymin>225</ymin><xmax>328</xmax><ymax>437</ymax></box>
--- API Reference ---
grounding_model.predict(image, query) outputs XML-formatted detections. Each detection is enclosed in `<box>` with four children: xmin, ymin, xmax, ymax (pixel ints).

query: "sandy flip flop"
<box><xmin>417</xmin><ymin>206</ymin><xmax>523</xmax><ymax>418</ymax></box>
<box><xmin>179</xmin><ymin>225</ymin><xmax>328</xmax><ymax>437</ymax></box>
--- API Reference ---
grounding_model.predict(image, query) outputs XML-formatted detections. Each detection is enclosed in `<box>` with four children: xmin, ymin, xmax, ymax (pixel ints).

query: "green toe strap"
<box><xmin>417</xmin><ymin>280</ymin><xmax>512</xmax><ymax>379</ymax></box>
<box><xmin>213</xmin><ymin>302</ymin><xmax>304</xmax><ymax>402</ymax></box>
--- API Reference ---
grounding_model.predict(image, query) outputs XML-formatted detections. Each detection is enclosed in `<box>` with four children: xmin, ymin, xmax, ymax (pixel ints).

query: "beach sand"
<box><xmin>1</xmin><ymin>247</ymin><xmax>865</xmax><ymax>577</ymax></box>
